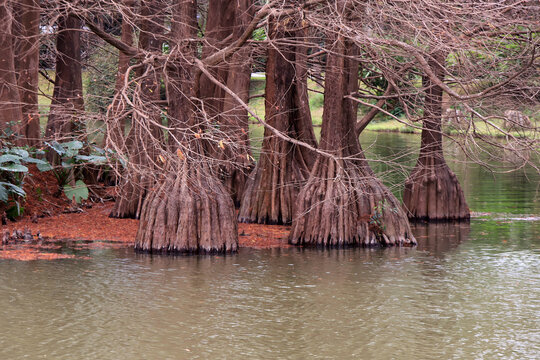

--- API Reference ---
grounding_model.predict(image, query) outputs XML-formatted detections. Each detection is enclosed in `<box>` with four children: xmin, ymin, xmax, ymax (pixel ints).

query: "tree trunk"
<box><xmin>238</xmin><ymin>14</ymin><xmax>317</xmax><ymax>225</ymax></box>
<box><xmin>134</xmin><ymin>0</ymin><xmax>238</xmax><ymax>254</ymax></box>
<box><xmin>45</xmin><ymin>14</ymin><xmax>84</xmax><ymax>157</ymax></box>
<box><xmin>13</xmin><ymin>0</ymin><xmax>40</xmax><ymax>145</ymax></box>
<box><xmin>110</xmin><ymin>0</ymin><xmax>163</xmax><ymax>219</ymax></box>
<box><xmin>198</xmin><ymin>0</ymin><xmax>233</xmax><ymax>120</ymax></box>
<box><xmin>0</xmin><ymin>0</ymin><xmax>24</xmax><ymax>134</ymax></box>
<box><xmin>200</xmin><ymin>0</ymin><xmax>254</xmax><ymax>205</ymax></box>
<box><xmin>105</xmin><ymin>0</ymin><xmax>134</xmax><ymax>152</ymax></box>
<box><xmin>289</xmin><ymin>34</ymin><xmax>415</xmax><ymax>247</ymax></box>
<box><xmin>403</xmin><ymin>52</ymin><xmax>470</xmax><ymax>221</ymax></box>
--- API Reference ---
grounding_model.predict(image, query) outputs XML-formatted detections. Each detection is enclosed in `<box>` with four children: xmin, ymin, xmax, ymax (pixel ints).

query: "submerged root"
<box><xmin>289</xmin><ymin>158</ymin><xmax>416</xmax><ymax>247</ymax></box>
<box><xmin>403</xmin><ymin>158</ymin><xmax>470</xmax><ymax>221</ymax></box>
<box><xmin>135</xmin><ymin>164</ymin><xmax>238</xmax><ymax>254</ymax></box>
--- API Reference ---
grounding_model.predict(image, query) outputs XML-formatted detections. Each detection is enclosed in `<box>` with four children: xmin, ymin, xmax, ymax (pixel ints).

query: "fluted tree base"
<box><xmin>290</xmin><ymin>158</ymin><xmax>416</xmax><ymax>247</ymax></box>
<box><xmin>403</xmin><ymin>158</ymin><xmax>470</xmax><ymax>221</ymax></box>
<box><xmin>135</xmin><ymin>164</ymin><xmax>238</xmax><ymax>254</ymax></box>
<box><xmin>238</xmin><ymin>148</ymin><xmax>309</xmax><ymax>225</ymax></box>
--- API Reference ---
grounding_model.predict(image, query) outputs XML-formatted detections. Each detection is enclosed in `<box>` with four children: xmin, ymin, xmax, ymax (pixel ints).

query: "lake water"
<box><xmin>0</xmin><ymin>131</ymin><xmax>538</xmax><ymax>359</ymax></box>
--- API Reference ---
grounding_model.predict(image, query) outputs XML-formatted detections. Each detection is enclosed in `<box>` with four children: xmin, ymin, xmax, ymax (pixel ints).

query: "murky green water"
<box><xmin>1</xmin><ymin>132</ymin><xmax>538</xmax><ymax>359</ymax></box>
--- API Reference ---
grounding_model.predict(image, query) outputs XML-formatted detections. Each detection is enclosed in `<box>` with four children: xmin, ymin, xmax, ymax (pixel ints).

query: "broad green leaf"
<box><xmin>0</xmin><ymin>154</ymin><xmax>22</xmax><ymax>164</ymax></box>
<box><xmin>45</xmin><ymin>141</ymin><xmax>66</xmax><ymax>155</ymax></box>
<box><xmin>0</xmin><ymin>182</ymin><xmax>26</xmax><ymax>200</ymax></box>
<box><xmin>75</xmin><ymin>155</ymin><xmax>107</xmax><ymax>164</ymax></box>
<box><xmin>61</xmin><ymin>160</ymin><xmax>75</xmax><ymax>169</ymax></box>
<box><xmin>91</xmin><ymin>146</ymin><xmax>106</xmax><ymax>155</ymax></box>
<box><xmin>8</xmin><ymin>148</ymin><xmax>29</xmax><ymax>158</ymax></box>
<box><xmin>63</xmin><ymin>140</ymin><xmax>84</xmax><ymax>150</ymax></box>
<box><xmin>23</xmin><ymin>157</ymin><xmax>49</xmax><ymax>165</ymax></box>
<box><xmin>0</xmin><ymin>184</ymin><xmax>7</xmax><ymax>202</ymax></box>
<box><xmin>63</xmin><ymin>180</ymin><xmax>89</xmax><ymax>204</ymax></box>
<box><xmin>36</xmin><ymin>161</ymin><xmax>54</xmax><ymax>172</ymax></box>
<box><xmin>0</xmin><ymin>164</ymin><xmax>28</xmax><ymax>172</ymax></box>
<box><xmin>63</xmin><ymin>141</ymin><xmax>84</xmax><ymax>157</ymax></box>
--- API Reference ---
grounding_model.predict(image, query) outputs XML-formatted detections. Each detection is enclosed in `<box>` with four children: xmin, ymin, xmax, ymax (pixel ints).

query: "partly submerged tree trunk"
<box><xmin>110</xmin><ymin>0</ymin><xmax>163</xmax><ymax>219</ymax></box>
<box><xmin>0</xmin><ymin>0</ymin><xmax>24</xmax><ymax>134</ymax></box>
<box><xmin>238</xmin><ymin>15</ymin><xmax>317</xmax><ymax>225</ymax></box>
<box><xmin>289</xmin><ymin>35</ymin><xmax>415</xmax><ymax>247</ymax></box>
<box><xmin>45</xmin><ymin>14</ymin><xmax>84</xmax><ymax>159</ymax></box>
<box><xmin>134</xmin><ymin>0</ymin><xmax>238</xmax><ymax>254</ymax></box>
<box><xmin>135</xmin><ymin>162</ymin><xmax>238</xmax><ymax>254</ymax></box>
<box><xmin>217</xmin><ymin>0</ymin><xmax>254</xmax><ymax>205</ymax></box>
<box><xmin>13</xmin><ymin>0</ymin><xmax>40</xmax><ymax>145</ymax></box>
<box><xmin>200</xmin><ymin>0</ymin><xmax>254</xmax><ymax>205</ymax></box>
<box><xmin>403</xmin><ymin>52</ymin><xmax>469</xmax><ymax>221</ymax></box>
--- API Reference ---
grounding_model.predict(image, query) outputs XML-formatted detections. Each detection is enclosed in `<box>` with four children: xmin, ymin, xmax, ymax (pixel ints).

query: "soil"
<box><xmin>1</xmin><ymin>201</ymin><xmax>294</xmax><ymax>261</ymax></box>
<box><xmin>20</xmin><ymin>165</ymin><xmax>71</xmax><ymax>218</ymax></box>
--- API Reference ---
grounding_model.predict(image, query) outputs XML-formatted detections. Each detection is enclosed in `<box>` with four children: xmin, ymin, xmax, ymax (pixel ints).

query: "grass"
<box><xmin>37</xmin><ymin>70</ymin><xmax>55</xmax><ymax>133</ymax></box>
<box><xmin>365</xmin><ymin>119</ymin><xmax>418</xmax><ymax>133</ymax></box>
<box><xmin>362</xmin><ymin>114</ymin><xmax>539</xmax><ymax>139</ymax></box>
<box><xmin>248</xmin><ymin>76</ymin><xmax>325</xmax><ymax>126</ymax></box>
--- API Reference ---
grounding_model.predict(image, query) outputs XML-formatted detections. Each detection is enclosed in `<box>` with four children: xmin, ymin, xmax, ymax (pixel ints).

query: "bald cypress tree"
<box><xmin>403</xmin><ymin>52</ymin><xmax>470</xmax><ymax>221</ymax></box>
<box><xmin>238</xmin><ymin>13</ymin><xmax>317</xmax><ymax>225</ymax></box>
<box><xmin>289</xmin><ymin>33</ymin><xmax>415</xmax><ymax>247</ymax></box>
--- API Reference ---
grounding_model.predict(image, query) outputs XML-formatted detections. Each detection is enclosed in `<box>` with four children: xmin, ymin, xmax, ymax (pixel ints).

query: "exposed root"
<box><xmin>290</xmin><ymin>158</ymin><xmax>416</xmax><ymax>247</ymax></box>
<box><xmin>134</xmin><ymin>163</ymin><xmax>238</xmax><ymax>254</ymax></box>
<box><xmin>403</xmin><ymin>157</ymin><xmax>470</xmax><ymax>221</ymax></box>
<box><xmin>238</xmin><ymin>148</ymin><xmax>309</xmax><ymax>225</ymax></box>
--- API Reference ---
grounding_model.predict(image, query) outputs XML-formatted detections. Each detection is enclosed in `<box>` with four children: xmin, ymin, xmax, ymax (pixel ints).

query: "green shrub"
<box><xmin>0</xmin><ymin>139</ymin><xmax>51</xmax><ymax>218</ymax></box>
<box><xmin>85</xmin><ymin>45</ymin><xmax>118</xmax><ymax>114</ymax></box>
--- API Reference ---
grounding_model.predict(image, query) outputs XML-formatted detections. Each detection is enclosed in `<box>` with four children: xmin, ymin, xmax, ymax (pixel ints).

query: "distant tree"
<box><xmin>403</xmin><ymin>51</ymin><xmax>470</xmax><ymax>221</ymax></box>
<box><xmin>45</xmin><ymin>14</ymin><xmax>85</xmax><ymax>161</ymax></box>
<box><xmin>0</xmin><ymin>0</ymin><xmax>24</xmax><ymax>136</ymax></box>
<box><xmin>239</xmin><ymin>11</ymin><xmax>318</xmax><ymax>225</ymax></box>
<box><xmin>13</xmin><ymin>0</ymin><xmax>41</xmax><ymax>146</ymax></box>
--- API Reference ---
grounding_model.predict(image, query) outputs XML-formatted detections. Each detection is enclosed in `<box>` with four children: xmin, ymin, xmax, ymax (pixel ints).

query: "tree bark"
<box><xmin>0</xmin><ymin>0</ymin><xmax>24</xmax><ymax>135</ymax></box>
<box><xmin>200</xmin><ymin>0</ymin><xmax>254</xmax><ymax>205</ymax></box>
<box><xmin>238</xmin><ymin>14</ymin><xmax>317</xmax><ymax>225</ymax></box>
<box><xmin>110</xmin><ymin>0</ymin><xmax>164</xmax><ymax>219</ymax></box>
<box><xmin>289</xmin><ymin>34</ymin><xmax>415</xmax><ymax>247</ymax></box>
<box><xmin>134</xmin><ymin>0</ymin><xmax>238</xmax><ymax>254</ymax></box>
<box><xmin>13</xmin><ymin>0</ymin><xmax>40</xmax><ymax>146</ymax></box>
<box><xmin>105</xmin><ymin>0</ymin><xmax>134</xmax><ymax>152</ymax></box>
<box><xmin>403</xmin><ymin>52</ymin><xmax>470</xmax><ymax>221</ymax></box>
<box><xmin>45</xmin><ymin>14</ymin><xmax>84</xmax><ymax>157</ymax></box>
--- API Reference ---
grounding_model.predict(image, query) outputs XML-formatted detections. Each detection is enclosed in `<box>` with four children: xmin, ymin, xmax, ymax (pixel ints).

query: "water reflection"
<box><xmin>413</xmin><ymin>222</ymin><xmax>471</xmax><ymax>256</ymax></box>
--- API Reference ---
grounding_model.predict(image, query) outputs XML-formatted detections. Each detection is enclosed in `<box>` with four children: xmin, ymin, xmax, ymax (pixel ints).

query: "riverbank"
<box><xmin>364</xmin><ymin>117</ymin><xmax>539</xmax><ymax>138</ymax></box>
<box><xmin>0</xmin><ymin>202</ymin><xmax>293</xmax><ymax>260</ymax></box>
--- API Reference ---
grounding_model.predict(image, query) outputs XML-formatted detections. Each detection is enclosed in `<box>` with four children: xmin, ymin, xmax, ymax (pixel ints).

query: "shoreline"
<box><xmin>0</xmin><ymin>203</ymin><xmax>293</xmax><ymax>260</ymax></box>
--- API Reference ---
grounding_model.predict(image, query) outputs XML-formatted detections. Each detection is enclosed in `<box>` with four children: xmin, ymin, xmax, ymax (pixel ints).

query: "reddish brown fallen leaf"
<box><xmin>2</xmin><ymin>203</ymin><xmax>298</xmax><ymax>251</ymax></box>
